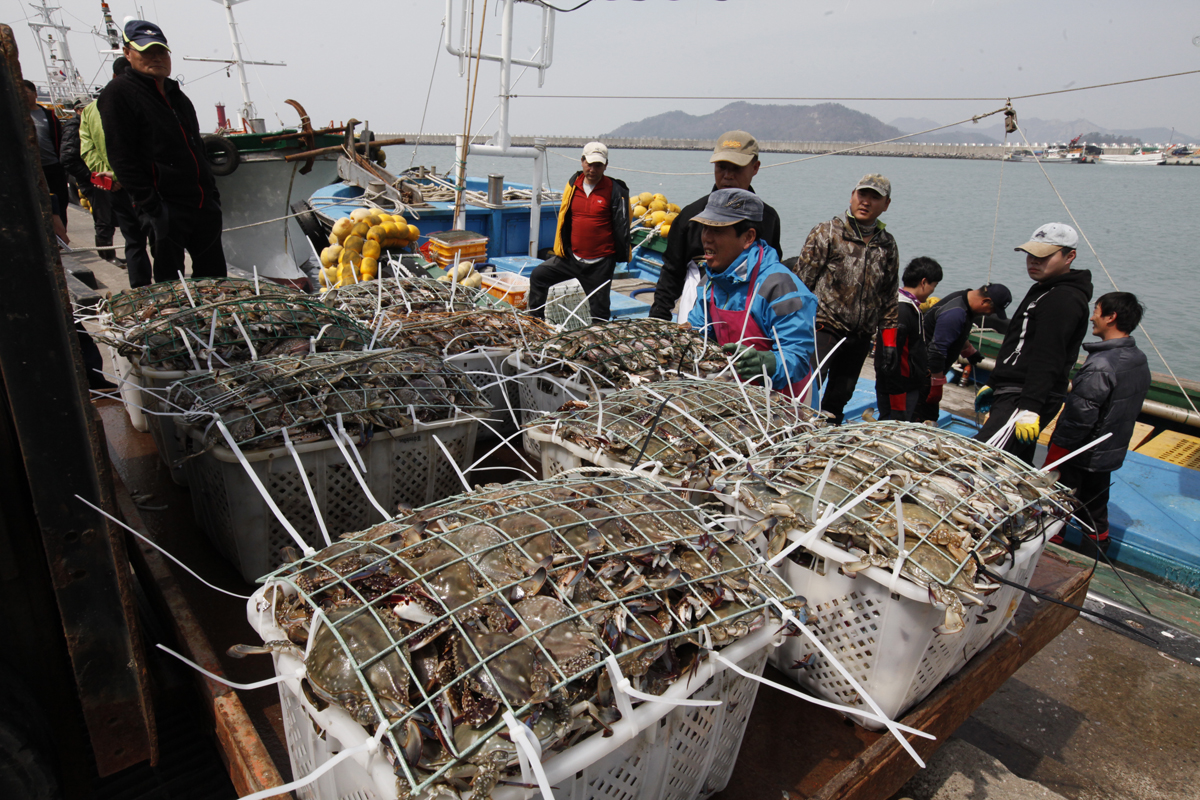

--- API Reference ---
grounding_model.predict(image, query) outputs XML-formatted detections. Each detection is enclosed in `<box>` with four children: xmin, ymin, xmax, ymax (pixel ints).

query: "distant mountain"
<box><xmin>887</xmin><ymin>117</ymin><xmax>1002</xmax><ymax>145</ymax></box>
<box><xmin>605</xmin><ymin>102</ymin><xmax>904</xmax><ymax>143</ymax></box>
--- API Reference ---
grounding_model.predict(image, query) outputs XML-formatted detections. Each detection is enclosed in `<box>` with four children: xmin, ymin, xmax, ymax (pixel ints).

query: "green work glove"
<box><xmin>1013</xmin><ymin>410</ymin><xmax>1041</xmax><ymax>443</ymax></box>
<box><xmin>723</xmin><ymin>343</ymin><xmax>776</xmax><ymax>381</ymax></box>
<box><xmin>974</xmin><ymin>385</ymin><xmax>994</xmax><ymax>413</ymax></box>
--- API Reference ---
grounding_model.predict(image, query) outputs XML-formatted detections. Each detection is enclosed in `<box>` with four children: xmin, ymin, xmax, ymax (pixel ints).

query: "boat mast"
<box><xmin>181</xmin><ymin>0</ymin><xmax>285</xmax><ymax>132</ymax></box>
<box><xmin>26</xmin><ymin>1</ymin><xmax>95</xmax><ymax>108</ymax></box>
<box><xmin>443</xmin><ymin>0</ymin><xmax>555</xmax><ymax>255</ymax></box>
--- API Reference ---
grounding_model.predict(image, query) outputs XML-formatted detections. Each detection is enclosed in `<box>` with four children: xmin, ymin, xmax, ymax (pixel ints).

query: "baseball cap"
<box><xmin>692</xmin><ymin>188</ymin><xmax>764</xmax><ymax>227</ymax></box>
<box><xmin>981</xmin><ymin>283</ymin><xmax>1012</xmax><ymax>319</ymax></box>
<box><xmin>854</xmin><ymin>174</ymin><xmax>891</xmax><ymax>198</ymax></box>
<box><xmin>1015</xmin><ymin>223</ymin><xmax>1078</xmax><ymax>257</ymax></box>
<box><xmin>123</xmin><ymin>20</ymin><xmax>170</xmax><ymax>52</ymax></box>
<box><xmin>582</xmin><ymin>142</ymin><xmax>608</xmax><ymax>165</ymax></box>
<box><xmin>710</xmin><ymin>130</ymin><xmax>759</xmax><ymax>167</ymax></box>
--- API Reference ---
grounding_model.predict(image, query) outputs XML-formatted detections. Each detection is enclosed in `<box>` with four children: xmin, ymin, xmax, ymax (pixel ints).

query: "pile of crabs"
<box><xmin>234</xmin><ymin>474</ymin><xmax>807</xmax><ymax>799</ymax></box>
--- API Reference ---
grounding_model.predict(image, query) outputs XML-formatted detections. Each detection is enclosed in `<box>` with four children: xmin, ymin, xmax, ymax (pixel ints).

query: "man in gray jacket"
<box><xmin>1045</xmin><ymin>292</ymin><xmax>1151</xmax><ymax>553</ymax></box>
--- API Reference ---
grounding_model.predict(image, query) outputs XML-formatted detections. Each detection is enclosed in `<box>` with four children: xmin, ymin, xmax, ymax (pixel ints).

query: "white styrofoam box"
<box><xmin>505</xmin><ymin>351</ymin><xmax>616</xmax><ymax>458</ymax></box>
<box><xmin>721</xmin><ymin>495</ymin><xmax>1058</xmax><ymax>729</ymax></box>
<box><xmin>445</xmin><ymin>347</ymin><xmax>521</xmax><ymax>439</ymax></box>
<box><xmin>185</xmin><ymin>417</ymin><xmax>478</xmax><ymax>582</ymax></box>
<box><xmin>249</xmin><ymin>584</ymin><xmax>774</xmax><ymax>800</ymax></box>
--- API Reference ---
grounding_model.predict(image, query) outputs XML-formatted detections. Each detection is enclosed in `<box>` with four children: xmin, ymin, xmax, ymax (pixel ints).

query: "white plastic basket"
<box><xmin>546</xmin><ymin>278</ymin><xmax>590</xmax><ymax>331</ymax></box>
<box><xmin>505</xmin><ymin>352</ymin><xmax>616</xmax><ymax>457</ymax></box>
<box><xmin>139</xmin><ymin>362</ymin><xmax>203</xmax><ymax>487</ymax></box>
<box><xmin>110</xmin><ymin>346</ymin><xmax>150</xmax><ymax>432</ymax></box>
<box><xmin>248</xmin><ymin>584</ymin><xmax>773</xmax><ymax>800</ymax></box>
<box><xmin>723</xmin><ymin>509</ymin><xmax>1057</xmax><ymax>729</ymax></box>
<box><xmin>184</xmin><ymin>417</ymin><xmax>479</xmax><ymax>582</ymax></box>
<box><xmin>445</xmin><ymin>347</ymin><xmax>521</xmax><ymax>438</ymax></box>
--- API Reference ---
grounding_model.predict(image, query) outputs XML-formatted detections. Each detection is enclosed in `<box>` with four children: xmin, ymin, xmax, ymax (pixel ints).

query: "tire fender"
<box><xmin>202</xmin><ymin>134</ymin><xmax>240</xmax><ymax>176</ymax></box>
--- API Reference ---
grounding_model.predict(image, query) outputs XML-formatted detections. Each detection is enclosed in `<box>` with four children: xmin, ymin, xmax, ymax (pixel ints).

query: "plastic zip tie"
<box><xmin>801</xmin><ymin>335</ymin><xmax>846</xmax><ymax>409</ymax></box>
<box><xmin>156</xmin><ymin>643</ymin><xmax>300</xmax><ymax>690</ymax></box>
<box><xmin>985</xmin><ymin>408</ymin><xmax>1021</xmax><ymax>448</ymax></box>
<box><xmin>175</xmin><ymin>273</ymin><xmax>196</xmax><ymax>307</ymax></box>
<box><xmin>216</xmin><ymin>418</ymin><xmax>316</xmax><ymax>557</ymax></box>
<box><xmin>768</xmin><ymin>476</ymin><xmax>891</xmax><ymax>568</ymax></box>
<box><xmin>325</xmin><ymin>422</ymin><xmax>390</xmax><ymax>520</ymax></box>
<box><xmin>336</xmin><ymin>413</ymin><xmax>369</xmax><ymax>473</ymax></box>
<box><xmin>432</xmin><ymin>434</ymin><xmax>473</xmax><ymax>493</ymax></box>
<box><xmin>502</xmin><ymin>710</ymin><xmax>556</xmax><ymax>800</ymax></box>
<box><xmin>175</xmin><ymin>326</ymin><xmax>203</xmax><ymax>372</ymax></box>
<box><xmin>888</xmin><ymin>493</ymin><xmax>908</xmax><ymax>597</ymax></box>
<box><xmin>641</xmin><ymin>387</ymin><xmax>741</xmax><ymax>461</ymax></box>
<box><xmin>206</xmin><ymin>307</ymin><xmax>220</xmax><ymax>370</ymax></box>
<box><xmin>74</xmin><ymin>494</ymin><xmax>252</xmax><ymax>599</ymax></box>
<box><xmin>283</xmin><ymin>428</ymin><xmax>332</xmax><ymax>547</ymax></box>
<box><xmin>314</xmin><ymin>323</ymin><xmax>333</xmax><ymax>345</ymax></box>
<box><xmin>253</xmin><ymin>265</ymin><xmax>260</xmax><ymax>295</ymax></box>
<box><xmin>730</xmin><ymin>367</ymin><xmax>769</xmax><ymax>442</ymax></box>
<box><xmin>605</xmin><ymin>654</ymin><xmax>720</xmax><ymax>709</ymax></box>
<box><xmin>812</xmin><ymin>458</ymin><xmax>834</xmax><ymax>521</ymax></box>
<box><xmin>183</xmin><ymin>327</ymin><xmax>229</xmax><ymax>370</ymax></box>
<box><xmin>1040</xmin><ymin>432</ymin><xmax>1113</xmax><ymax>472</ymax></box>
<box><xmin>769</xmin><ymin>599</ymin><xmax>932</xmax><ymax>766</ymax></box>
<box><xmin>236</xmin><ymin>722</ymin><xmax>387</xmax><ymax>800</ymax></box>
<box><xmin>230</xmin><ymin>312</ymin><xmax>258</xmax><ymax>361</ymax></box>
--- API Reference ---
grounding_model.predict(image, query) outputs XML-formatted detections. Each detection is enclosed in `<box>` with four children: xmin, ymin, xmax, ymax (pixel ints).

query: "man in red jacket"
<box><xmin>99</xmin><ymin>19</ymin><xmax>226</xmax><ymax>284</ymax></box>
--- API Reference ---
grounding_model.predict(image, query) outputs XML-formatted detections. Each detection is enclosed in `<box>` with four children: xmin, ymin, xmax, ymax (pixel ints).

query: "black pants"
<box><xmin>42</xmin><ymin>163</ymin><xmax>69</xmax><ymax>226</ymax></box>
<box><xmin>914</xmin><ymin>376</ymin><xmax>940</xmax><ymax>423</ymax></box>
<box><xmin>973</xmin><ymin>389</ymin><xmax>1063</xmax><ymax>465</ymax></box>
<box><xmin>528</xmin><ymin>254</ymin><xmax>615</xmax><ymax>323</ymax></box>
<box><xmin>87</xmin><ymin>186</ymin><xmax>116</xmax><ymax>240</ymax></box>
<box><xmin>112</xmin><ymin>190</ymin><xmax>154</xmax><ymax>288</ymax></box>
<box><xmin>149</xmin><ymin>202</ymin><xmax>227</xmax><ymax>284</ymax></box>
<box><xmin>1058</xmin><ymin>463</ymin><xmax>1112</xmax><ymax>541</ymax></box>
<box><xmin>812</xmin><ymin>329</ymin><xmax>872</xmax><ymax>424</ymax></box>
<box><xmin>875</xmin><ymin>387</ymin><xmax>919</xmax><ymax>421</ymax></box>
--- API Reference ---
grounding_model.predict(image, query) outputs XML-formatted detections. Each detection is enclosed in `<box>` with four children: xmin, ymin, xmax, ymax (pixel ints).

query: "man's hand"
<box><xmin>877</xmin><ymin>328</ymin><xmax>899</xmax><ymax>375</ymax></box>
<box><xmin>723</xmin><ymin>343</ymin><xmax>776</xmax><ymax>381</ymax></box>
<box><xmin>1014</xmin><ymin>410</ymin><xmax>1041</xmax><ymax>443</ymax></box>
<box><xmin>966</xmin><ymin>350</ymin><xmax>984</xmax><ymax>366</ymax></box>
<box><xmin>926</xmin><ymin>373</ymin><xmax>947</xmax><ymax>405</ymax></box>
<box><xmin>974</xmin><ymin>385</ymin><xmax>994</xmax><ymax>413</ymax></box>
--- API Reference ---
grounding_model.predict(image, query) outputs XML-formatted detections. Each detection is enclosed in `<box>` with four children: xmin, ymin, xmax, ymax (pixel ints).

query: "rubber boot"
<box><xmin>96</xmin><ymin>234</ymin><xmax>126</xmax><ymax>268</ymax></box>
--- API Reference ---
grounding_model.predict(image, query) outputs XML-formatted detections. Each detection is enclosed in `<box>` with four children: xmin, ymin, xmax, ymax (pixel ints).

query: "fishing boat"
<box><xmin>1097</xmin><ymin>147</ymin><xmax>1165</xmax><ymax>164</ymax></box>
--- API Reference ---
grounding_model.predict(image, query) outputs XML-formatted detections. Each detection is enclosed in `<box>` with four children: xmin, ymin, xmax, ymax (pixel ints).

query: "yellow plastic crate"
<box><xmin>1136</xmin><ymin>430</ymin><xmax>1200</xmax><ymax>471</ymax></box>
<box><xmin>427</xmin><ymin>230</ymin><xmax>488</xmax><ymax>266</ymax></box>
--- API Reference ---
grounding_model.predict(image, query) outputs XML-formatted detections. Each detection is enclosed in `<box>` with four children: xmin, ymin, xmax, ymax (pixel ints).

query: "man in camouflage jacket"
<box><xmin>792</xmin><ymin>174</ymin><xmax>900</xmax><ymax>423</ymax></box>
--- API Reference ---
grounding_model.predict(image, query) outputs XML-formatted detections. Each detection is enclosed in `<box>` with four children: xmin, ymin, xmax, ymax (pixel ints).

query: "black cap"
<box><xmin>123</xmin><ymin>19</ymin><xmax>170</xmax><ymax>52</ymax></box>
<box><xmin>982</xmin><ymin>283</ymin><xmax>1012</xmax><ymax>319</ymax></box>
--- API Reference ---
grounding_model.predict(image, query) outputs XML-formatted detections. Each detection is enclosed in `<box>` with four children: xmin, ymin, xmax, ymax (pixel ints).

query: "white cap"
<box><xmin>1015</xmin><ymin>223</ymin><xmax>1078</xmax><ymax>257</ymax></box>
<box><xmin>582</xmin><ymin>141</ymin><xmax>608</xmax><ymax>164</ymax></box>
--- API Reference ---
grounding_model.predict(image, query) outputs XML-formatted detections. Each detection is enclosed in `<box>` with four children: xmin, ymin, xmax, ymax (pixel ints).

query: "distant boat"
<box><xmin>1097</xmin><ymin>148</ymin><xmax>1165</xmax><ymax>165</ymax></box>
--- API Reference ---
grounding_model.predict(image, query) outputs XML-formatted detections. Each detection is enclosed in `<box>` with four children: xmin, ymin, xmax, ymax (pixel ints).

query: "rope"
<box><xmin>408</xmin><ymin>17</ymin><xmax>447</xmax><ymax>169</ymax></box>
<box><xmin>1013</xmin><ymin>125</ymin><xmax>1200</xmax><ymax>419</ymax></box>
<box><xmin>511</xmin><ymin>68</ymin><xmax>1200</xmax><ymax>102</ymax></box>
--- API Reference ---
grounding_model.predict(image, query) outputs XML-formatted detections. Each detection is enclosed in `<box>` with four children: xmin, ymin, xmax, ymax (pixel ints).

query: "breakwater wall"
<box><xmin>381</xmin><ymin>134</ymin><xmax>1159</xmax><ymax>161</ymax></box>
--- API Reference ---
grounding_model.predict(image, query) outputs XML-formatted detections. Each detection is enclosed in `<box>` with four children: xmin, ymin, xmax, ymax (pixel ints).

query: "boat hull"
<box><xmin>1097</xmin><ymin>153</ymin><xmax>1164</xmax><ymax>165</ymax></box>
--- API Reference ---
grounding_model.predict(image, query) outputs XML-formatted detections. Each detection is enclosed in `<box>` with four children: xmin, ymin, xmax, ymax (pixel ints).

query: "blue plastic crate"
<box><xmin>610</xmin><ymin>292</ymin><xmax>651</xmax><ymax>319</ymax></box>
<box><xmin>491</xmin><ymin>256</ymin><xmax>543</xmax><ymax>277</ymax></box>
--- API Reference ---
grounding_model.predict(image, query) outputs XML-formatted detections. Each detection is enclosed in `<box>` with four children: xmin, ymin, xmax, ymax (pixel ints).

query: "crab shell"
<box><xmin>306</xmin><ymin>605</ymin><xmax>411</xmax><ymax>726</ymax></box>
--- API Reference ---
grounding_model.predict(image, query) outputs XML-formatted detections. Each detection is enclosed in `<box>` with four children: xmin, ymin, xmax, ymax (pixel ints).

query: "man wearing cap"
<box><xmin>793</xmin><ymin>174</ymin><xmax>899</xmax><ymax>424</ymax></box>
<box><xmin>915</xmin><ymin>282</ymin><xmax>1012</xmax><ymax>423</ymax></box>
<box><xmin>974</xmin><ymin>223</ymin><xmax>1093</xmax><ymax>462</ymax></box>
<box><xmin>98</xmin><ymin>19</ymin><xmax>226</xmax><ymax>285</ymax></box>
<box><xmin>528</xmin><ymin>142</ymin><xmax>630</xmax><ymax>323</ymax></box>
<box><xmin>650</xmin><ymin>131</ymin><xmax>782</xmax><ymax>322</ymax></box>
<box><xmin>686</xmin><ymin>189</ymin><xmax>816</xmax><ymax>395</ymax></box>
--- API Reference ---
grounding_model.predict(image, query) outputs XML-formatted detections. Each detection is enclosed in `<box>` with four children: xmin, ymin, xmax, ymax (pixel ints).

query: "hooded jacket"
<box><xmin>792</xmin><ymin>213</ymin><xmax>899</xmax><ymax>337</ymax></box>
<box><xmin>990</xmin><ymin>269</ymin><xmax>1093</xmax><ymax>411</ymax></box>
<box><xmin>98</xmin><ymin>69</ymin><xmax>217</xmax><ymax>216</ymax></box>
<box><xmin>875</xmin><ymin>288</ymin><xmax>927</xmax><ymax>393</ymax></box>
<box><xmin>59</xmin><ymin>115</ymin><xmax>92</xmax><ymax>189</ymax></box>
<box><xmin>1050</xmin><ymin>337</ymin><xmax>1151</xmax><ymax>472</ymax></box>
<box><xmin>552</xmin><ymin>171</ymin><xmax>631</xmax><ymax>262</ymax></box>
<box><xmin>650</xmin><ymin>185</ymin><xmax>782</xmax><ymax>321</ymax></box>
<box><xmin>688</xmin><ymin>241</ymin><xmax>817</xmax><ymax>391</ymax></box>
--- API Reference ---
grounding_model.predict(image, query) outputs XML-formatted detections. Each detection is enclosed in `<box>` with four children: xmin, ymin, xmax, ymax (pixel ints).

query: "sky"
<box><xmin>9</xmin><ymin>0</ymin><xmax>1200</xmax><ymax>139</ymax></box>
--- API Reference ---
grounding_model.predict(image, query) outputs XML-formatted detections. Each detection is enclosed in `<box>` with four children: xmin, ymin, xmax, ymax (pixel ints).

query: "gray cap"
<box><xmin>854</xmin><ymin>173</ymin><xmax>891</xmax><ymax>198</ymax></box>
<box><xmin>710</xmin><ymin>130</ymin><xmax>759</xmax><ymax>167</ymax></box>
<box><xmin>1015</xmin><ymin>222</ymin><xmax>1078</xmax><ymax>257</ymax></box>
<box><xmin>692</xmin><ymin>188</ymin><xmax>764</xmax><ymax>227</ymax></box>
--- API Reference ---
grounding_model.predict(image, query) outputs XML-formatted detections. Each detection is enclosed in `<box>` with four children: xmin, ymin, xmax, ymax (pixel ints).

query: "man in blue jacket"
<box><xmin>687</xmin><ymin>189</ymin><xmax>817</xmax><ymax>395</ymax></box>
<box><xmin>1045</xmin><ymin>292</ymin><xmax>1151</xmax><ymax>553</ymax></box>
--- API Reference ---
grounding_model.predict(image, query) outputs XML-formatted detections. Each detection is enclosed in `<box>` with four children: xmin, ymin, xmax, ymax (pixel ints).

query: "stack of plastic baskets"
<box><xmin>505</xmin><ymin>351</ymin><xmax>618</xmax><ymax>457</ymax></box>
<box><xmin>425</xmin><ymin>230</ymin><xmax>489</xmax><ymax>269</ymax></box>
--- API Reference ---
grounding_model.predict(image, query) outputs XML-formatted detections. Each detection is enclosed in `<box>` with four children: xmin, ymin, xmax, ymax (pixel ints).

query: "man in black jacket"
<box><xmin>1045</xmin><ymin>292</ymin><xmax>1151</xmax><ymax>553</ymax></box>
<box><xmin>649</xmin><ymin>131</ymin><xmax>782</xmax><ymax>322</ymax></box>
<box><xmin>974</xmin><ymin>223</ymin><xmax>1093</xmax><ymax>462</ymax></box>
<box><xmin>98</xmin><ymin>20</ymin><xmax>226</xmax><ymax>284</ymax></box>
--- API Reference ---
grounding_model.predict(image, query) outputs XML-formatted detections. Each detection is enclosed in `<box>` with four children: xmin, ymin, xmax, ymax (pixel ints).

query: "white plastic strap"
<box><xmin>175</xmin><ymin>326</ymin><xmax>203</xmax><ymax>372</ymax></box>
<box><xmin>253</xmin><ymin>265</ymin><xmax>260</xmax><ymax>295</ymax></box>
<box><xmin>314</xmin><ymin>323</ymin><xmax>333</xmax><ymax>345</ymax></box>
<box><xmin>207</xmin><ymin>307</ymin><xmax>220</xmax><ymax>370</ymax></box>
<box><xmin>308</xmin><ymin>335</ymin><xmax>317</xmax><ymax>355</ymax></box>
<box><xmin>216</xmin><ymin>418</ymin><xmax>316</xmax><ymax>557</ymax></box>
<box><xmin>769</xmin><ymin>599</ymin><xmax>932</xmax><ymax>766</ymax></box>
<box><xmin>236</xmin><ymin>722</ymin><xmax>387</xmax><ymax>800</ymax></box>
<box><xmin>985</xmin><ymin>408</ymin><xmax>1021</xmax><ymax>449</ymax></box>
<box><xmin>324</xmin><ymin>422</ymin><xmax>390</xmax><ymax>520</ymax></box>
<box><xmin>336</xmin><ymin>414</ymin><xmax>369</xmax><ymax>473</ymax></box>
<box><xmin>432</xmin><ymin>434</ymin><xmax>473</xmax><ymax>494</ymax></box>
<box><xmin>1040</xmin><ymin>432</ymin><xmax>1113</xmax><ymax>472</ymax></box>
<box><xmin>799</xmin><ymin>335</ymin><xmax>846</xmax><ymax>408</ymax></box>
<box><xmin>812</xmin><ymin>459</ymin><xmax>834</xmax><ymax>521</ymax></box>
<box><xmin>177</xmin><ymin>273</ymin><xmax>196</xmax><ymax>307</ymax></box>
<box><xmin>767</xmin><ymin>476</ymin><xmax>891</xmax><ymax>568</ymax></box>
<box><xmin>231</xmin><ymin>312</ymin><xmax>258</xmax><ymax>361</ymax></box>
<box><xmin>604</xmin><ymin>655</ymin><xmax>720</xmax><ymax>709</ymax></box>
<box><xmin>74</xmin><ymin>494</ymin><xmax>251</xmax><ymax>599</ymax></box>
<box><xmin>502</xmin><ymin>710</ymin><xmax>556</xmax><ymax>800</ymax></box>
<box><xmin>283</xmin><ymin>428</ymin><xmax>331</xmax><ymax>547</ymax></box>
<box><xmin>888</xmin><ymin>493</ymin><xmax>908</xmax><ymax>597</ymax></box>
<box><xmin>156</xmin><ymin>643</ymin><xmax>300</xmax><ymax>690</ymax></box>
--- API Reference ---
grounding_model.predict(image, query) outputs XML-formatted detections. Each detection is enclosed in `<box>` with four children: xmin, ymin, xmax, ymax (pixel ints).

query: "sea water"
<box><xmin>387</xmin><ymin>144</ymin><xmax>1199</xmax><ymax>378</ymax></box>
